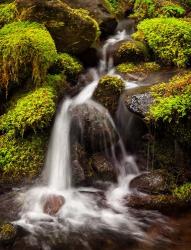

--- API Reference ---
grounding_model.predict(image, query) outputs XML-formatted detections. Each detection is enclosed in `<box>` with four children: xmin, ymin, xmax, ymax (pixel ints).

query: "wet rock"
<box><xmin>0</xmin><ymin>223</ymin><xmax>17</xmax><ymax>246</ymax></box>
<box><xmin>130</xmin><ymin>170</ymin><xmax>174</xmax><ymax>195</ymax></box>
<box><xmin>43</xmin><ymin>194</ymin><xmax>65</xmax><ymax>216</ymax></box>
<box><xmin>63</xmin><ymin>0</ymin><xmax>118</xmax><ymax>37</ymax></box>
<box><xmin>89</xmin><ymin>153</ymin><xmax>117</xmax><ymax>182</ymax></box>
<box><xmin>123</xmin><ymin>90</ymin><xmax>153</xmax><ymax>117</ymax></box>
<box><xmin>71</xmin><ymin>143</ymin><xmax>88</xmax><ymax>186</ymax></box>
<box><xmin>16</xmin><ymin>0</ymin><xmax>99</xmax><ymax>54</ymax></box>
<box><xmin>70</xmin><ymin>103</ymin><xmax>119</xmax><ymax>153</ymax></box>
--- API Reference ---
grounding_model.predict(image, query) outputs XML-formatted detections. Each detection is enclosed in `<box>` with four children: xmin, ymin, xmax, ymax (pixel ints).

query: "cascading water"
<box><xmin>15</xmin><ymin>26</ymin><xmax>168</xmax><ymax>249</ymax></box>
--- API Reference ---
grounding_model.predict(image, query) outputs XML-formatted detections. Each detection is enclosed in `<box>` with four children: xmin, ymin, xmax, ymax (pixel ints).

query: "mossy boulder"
<box><xmin>94</xmin><ymin>75</ymin><xmax>124</xmax><ymax>114</ymax></box>
<box><xmin>0</xmin><ymin>2</ymin><xmax>17</xmax><ymax>28</ymax></box>
<box><xmin>0</xmin><ymin>21</ymin><xmax>57</xmax><ymax>94</ymax></box>
<box><xmin>115</xmin><ymin>40</ymin><xmax>149</xmax><ymax>64</ymax></box>
<box><xmin>16</xmin><ymin>0</ymin><xmax>99</xmax><ymax>54</ymax></box>
<box><xmin>116</xmin><ymin>62</ymin><xmax>160</xmax><ymax>80</ymax></box>
<box><xmin>132</xmin><ymin>0</ymin><xmax>185</xmax><ymax>20</ymax></box>
<box><xmin>134</xmin><ymin>18</ymin><xmax>191</xmax><ymax>67</ymax></box>
<box><xmin>63</xmin><ymin>0</ymin><xmax>118</xmax><ymax>37</ymax></box>
<box><xmin>50</xmin><ymin>53</ymin><xmax>83</xmax><ymax>82</ymax></box>
<box><xmin>0</xmin><ymin>85</ymin><xmax>57</xmax><ymax>137</ymax></box>
<box><xmin>0</xmin><ymin>133</ymin><xmax>48</xmax><ymax>184</ymax></box>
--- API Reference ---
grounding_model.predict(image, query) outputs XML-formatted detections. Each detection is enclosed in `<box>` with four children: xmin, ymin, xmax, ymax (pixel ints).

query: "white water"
<box><xmin>15</xmin><ymin>28</ymin><xmax>163</xmax><ymax>248</ymax></box>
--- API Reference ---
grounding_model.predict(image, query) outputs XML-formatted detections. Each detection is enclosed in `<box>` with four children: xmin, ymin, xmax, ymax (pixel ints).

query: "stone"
<box><xmin>43</xmin><ymin>194</ymin><xmax>65</xmax><ymax>216</ymax></box>
<box><xmin>130</xmin><ymin>170</ymin><xmax>174</xmax><ymax>195</ymax></box>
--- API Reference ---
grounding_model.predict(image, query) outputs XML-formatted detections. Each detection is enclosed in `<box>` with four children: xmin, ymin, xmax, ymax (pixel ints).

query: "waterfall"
<box><xmin>16</xmin><ymin>25</ymin><xmax>151</xmax><ymax>246</ymax></box>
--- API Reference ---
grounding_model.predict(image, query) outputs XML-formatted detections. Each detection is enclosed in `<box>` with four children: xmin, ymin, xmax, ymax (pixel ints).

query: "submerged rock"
<box><xmin>43</xmin><ymin>194</ymin><xmax>65</xmax><ymax>216</ymax></box>
<box><xmin>130</xmin><ymin>170</ymin><xmax>174</xmax><ymax>195</ymax></box>
<box><xmin>16</xmin><ymin>0</ymin><xmax>99</xmax><ymax>54</ymax></box>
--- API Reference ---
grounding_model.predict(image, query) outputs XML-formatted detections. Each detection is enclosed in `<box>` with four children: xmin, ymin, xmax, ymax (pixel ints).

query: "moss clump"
<box><xmin>116</xmin><ymin>40</ymin><xmax>149</xmax><ymax>63</ymax></box>
<box><xmin>117</xmin><ymin>62</ymin><xmax>160</xmax><ymax>74</ymax></box>
<box><xmin>52</xmin><ymin>53</ymin><xmax>83</xmax><ymax>82</ymax></box>
<box><xmin>0</xmin><ymin>3</ymin><xmax>17</xmax><ymax>28</ymax></box>
<box><xmin>0</xmin><ymin>21</ymin><xmax>57</xmax><ymax>92</ymax></box>
<box><xmin>173</xmin><ymin>183</ymin><xmax>191</xmax><ymax>201</ymax></box>
<box><xmin>0</xmin><ymin>85</ymin><xmax>57</xmax><ymax>137</ymax></box>
<box><xmin>0</xmin><ymin>134</ymin><xmax>47</xmax><ymax>183</ymax></box>
<box><xmin>135</xmin><ymin>18</ymin><xmax>191</xmax><ymax>67</ymax></box>
<box><xmin>132</xmin><ymin>0</ymin><xmax>185</xmax><ymax>20</ymax></box>
<box><xmin>147</xmin><ymin>72</ymin><xmax>191</xmax><ymax>122</ymax></box>
<box><xmin>0</xmin><ymin>223</ymin><xmax>17</xmax><ymax>244</ymax></box>
<box><xmin>94</xmin><ymin>75</ymin><xmax>124</xmax><ymax>114</ymax></box>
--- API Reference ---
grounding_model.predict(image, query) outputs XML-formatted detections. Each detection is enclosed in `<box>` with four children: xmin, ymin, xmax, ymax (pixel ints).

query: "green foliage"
<box><xmin>133</xmin><ymin>0</ymin><xmax>156</xmax><ymax>19</ymax></box>
<box><xmin>173</xmin><ymin>183</ymin><xmax>191</xmax><ymax>201</ymax></box>
<box><xmin>53</xmin><ymin>53</ymin><xmax>83</xmax><ymax>81</ymax></box>
<box><xmin>161</xmin><ymin>4</ymin><xmax>185</xmax><ymax>17</ymax></box>
<box><xmin>117</xmin><ymin>40</ymin><xmax>149</xmax><ymax>63</ymax></box>
<box><xmin>147</xmin><ymin>72</ymin><xmax>191</xmax><ymax>122</ymax></box>
<box><xmin>132</xmin><ymin>0</ymin><xmax>185</xmax><ymax>20</ymax></box>
<box><xmin>0</xmin><ymin>21</ymin><xmax>57</xmax><ymax>92</ymax></box>
<box><xmin>117</xmin><ymin>62</ymin><xmax>160</xmax><ymax>74</ymax></box>
<box><xmin>0</xmin><ymin>85</ymin><xmax>57</xmax><ymax>136</ymax></box>
<box><xmin>103</xmin><ymin>0</ymin><xmax>120</xmax><ymax>14</ymax></box>
<box><xmin>0</xmin><ymin>3</ymin><xmax>17</xmax><ymax>27</ymax></box>
<box><xmin>0</xmin><ymin>134</ymin><xmax>47</xmax><ymax>183</ymax></box>
<box><xmin>135</xmin><ymin>18</ymin><xmax>191</xmax><ymax>67</ymax></box>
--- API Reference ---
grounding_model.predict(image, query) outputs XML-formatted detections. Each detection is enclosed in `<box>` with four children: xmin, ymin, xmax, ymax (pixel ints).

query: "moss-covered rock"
<box><xmin>115</xmin><ymin>40</ymin><xmax>149</xmax><ymax>64</ymax></box>
<box><xmin>0</xmin><ymin>133</ymin><xmax>48</xmax><ymax>184</ymax></box>
<box><xmin>50</xmin><ymin>53</ymin><xmax>83</xmax><ymax>82</ymax></box>
<box><xmin>16</xmin><ymin>0</ymin><xmax>99</xmax><ymax>54</ymax></box>
<box><xmin>134</xmin><ymin>18</ymin><xmax>191</xmax><ymax>67</ymax></box>
<box><xmin>94</xmin><ymin>75</ymin><xmax>124</xmax><ymax>114</ymax></box>
<box><xmin>0</xmin><ymin>75</ymin><xmax>65</xmax><ymax>136</ymax></box>
<box><xmin>117</xmin><ymin>62</ymin><xmax>160</xmax><ymax>74</ymax></box>
<box><xmin>0</xmin><ymin>3</ymin><xmax>17</xmax><ymax>28</ymax></box>
<box><xmin>0</xmin><ymin>21</ymin><xmax>57</xmax><ymax>93</ymax></box>
<box><xmin>132</xmin><ymin>0</ymin><xmax>185</xmax><ymax>20</ymax></box>
<box><xmin>0</xmin><ymin>87</ymin><xmax>56</xmax><ymax>136</ymax></box>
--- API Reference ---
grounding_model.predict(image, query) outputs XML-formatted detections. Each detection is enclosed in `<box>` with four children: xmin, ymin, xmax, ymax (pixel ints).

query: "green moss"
<box><xmin>173</xmin><ymin>183</ymin><xmax>191</xmax><ymax>201</ymax></box>
<box><xmin>0</xmin><ymin>85</ymin><xmax>57</xmax><ymax>137</ymax></box>
<box><xmin>117</xmin><ymin>62</ymin><xmax>160</xmax><ymax>74</ymax></box>
<box><xmin>117</xmin><ymin>40</ymin><xmax>149</xmax><ymax>63</ymax></box>
<box><xmin>0</xmin><ymin>3</ymin><xmax>17</xmax><ymax>28</ymax></box>
<box><xmin>160</xmin><ymin>3</ymin><xmax>185</xmax><ymax>17</ymax></box>
<box><xmin>52</xmin><ymin>53</ymin><xmax>83</xmax><ymax>81</ymax></box>
<box><xmin>147</xmin><ymin>72</ymin><xmax>191</xmax><ymax>122</ymax></box>
<box><xmin>0</xmin><ymin>21</ymin><xmax>57</xmax><ymax>92</ymax></box>
<box><xmin>133</xmin><ymin>0</ymin><xmax>156</xmax><ymax>20</ymax></box>
<box><xmin>135</xmin><ymin>18</ymin><xmax>191</xmax><ymax>67</ymax></box>
<box><xmin>0</xmin><ymin>133</ymin><xmax>47</xmax><ymax>183</ymax></box>
<box><xmin>94</xmin><ymin>75</ymin><xmax>124</xmax><ymax>114</ymax></box>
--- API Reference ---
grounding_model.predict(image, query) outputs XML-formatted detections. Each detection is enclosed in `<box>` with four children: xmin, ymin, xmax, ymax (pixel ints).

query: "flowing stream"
<box><xmin>13</xmin><ymin>25</ymin><xmax>172</xmax><ymax>249</ymax></box>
